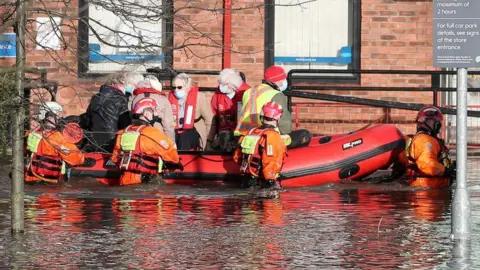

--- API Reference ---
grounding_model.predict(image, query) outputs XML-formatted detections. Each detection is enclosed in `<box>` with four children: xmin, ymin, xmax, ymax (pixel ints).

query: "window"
<box><xmin>265</xmin><ymin>0</ymin><xmax>361</xmax><ymax>83</ymax></box>
<box><xmin>78</xmin><ymin>0</ymin><xmax>173</xmax><ymax>74</ymax></box>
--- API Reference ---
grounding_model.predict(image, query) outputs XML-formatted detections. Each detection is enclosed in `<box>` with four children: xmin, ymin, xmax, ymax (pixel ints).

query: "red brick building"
<box><xmin>1</xmin><ymin>0</ymin><xmax>440</xmax><ymax>136</ymax></box>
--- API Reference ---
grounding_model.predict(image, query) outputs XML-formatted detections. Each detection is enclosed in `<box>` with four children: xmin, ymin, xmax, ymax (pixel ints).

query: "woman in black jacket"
<box><xmin>83</xmin><ymin>71</ymin><xmax>143</xmax><ymax>152</ymax></box>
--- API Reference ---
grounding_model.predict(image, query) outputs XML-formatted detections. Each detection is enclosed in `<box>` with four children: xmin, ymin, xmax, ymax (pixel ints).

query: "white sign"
<box><xmin>36</xmin><ymin>17</ymin><xmax>62</xmax><ymax>50</ymax></box>
<box><xmin>433</xmin><ymin>0</ymin><xmax>480</xmax><ymax>68</ymax></box>
<box><xmin>87</xmin><ymin>0</ymin><xmax>164</xmax><ymax>72</ymax></box>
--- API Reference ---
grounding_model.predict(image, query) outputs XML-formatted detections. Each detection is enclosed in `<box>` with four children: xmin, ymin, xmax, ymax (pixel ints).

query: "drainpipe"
<box><xmin>222</xmin><ymin>0</ymin><xmax>232</xmax><ymax>69</ymax></box>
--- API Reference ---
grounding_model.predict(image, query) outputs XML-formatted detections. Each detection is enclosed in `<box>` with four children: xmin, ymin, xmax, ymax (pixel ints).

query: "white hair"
<box><xmin>144</xmin><ymin>75</ymin><xmax>162</xmax><ymax>91</ymax></box>
<box><xmin>105</xmin><ymin>72</ymin><xmax>128</xmax><ymax>86</ymax></box>
<box><xmin>173</xmin><ymin>73</ymin><xmax>192</xmax><ymax>90</ymax></box>
<box><xmin>136</xmin><ymin>80</ymin><xmax>153</xmax><ymax>89</ymax></box>
<box><xmin>218</xmin><ymin>68</ymin><xmax>243</xmax><ymax>90</ymax></box>
<box><xmin>105</xmin><ymin>71</ymin><xmax>143</xmax><ymax>87</ymax></box>
<box><xmin>125</xmin><ymin>72</ymin><xmax>144</xmax><ymax>87</ymax></box>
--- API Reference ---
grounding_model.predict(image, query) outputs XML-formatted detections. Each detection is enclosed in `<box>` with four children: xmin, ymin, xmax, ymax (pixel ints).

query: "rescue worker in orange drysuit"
<box><xmin>112</xmin><ymin>97</ymin><xmax>183</xmax><ymax>186</ymax></box>
<box><xmin>394</xmin><ymin>106</ymin><xmax>455</xmax><ymax>188</ymax></box>
<box><xmin>233</xmin><ymin>101</ymin><xmax>290</xmax><ymax>189</ymax></box>
<box><xmin>25</xmin><ymin>101</ymin><xmax>85</xmax><ymax>183</ymax></box>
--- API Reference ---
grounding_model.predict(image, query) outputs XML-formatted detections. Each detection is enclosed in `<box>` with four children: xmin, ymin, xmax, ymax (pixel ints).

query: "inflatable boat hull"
<box><xmin>67</xmin><ymin>124</ymin><xmax>405</xmax><ymax>187</ymax></box>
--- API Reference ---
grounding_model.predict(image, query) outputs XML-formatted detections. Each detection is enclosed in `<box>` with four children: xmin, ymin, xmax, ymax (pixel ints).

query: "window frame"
<box><xmin>264</xmin><ymin>0</ymin><xmax>361</xmax><ymax>84</ymax></box>
<box><xmin>77</xmin><ymin>0</ymin><xmax>174</xmax><ymax>77</ymax></box>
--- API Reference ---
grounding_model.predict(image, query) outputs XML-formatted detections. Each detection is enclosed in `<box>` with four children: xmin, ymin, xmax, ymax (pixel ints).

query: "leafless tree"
<box><xmin>0</xmin><ymin>0</ymin><xmax>316</xmax><ymax>151</ymax></box>
<box><xmin>2</xmin><ymin>0</ymin><xmax>316</xmax><ymax>229</ymax></box>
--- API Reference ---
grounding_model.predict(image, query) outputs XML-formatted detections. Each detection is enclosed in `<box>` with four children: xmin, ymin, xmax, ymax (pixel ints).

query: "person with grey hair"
<box><xmin>131</xmin><ymin>77</ymin><xmax>176</xmax><ymax>142</ymax></box>
<box><xmin>84</xmin><ymin>71</ymin><xmax>141</xmax><ymax>152</ymax></box>
<box><xmin>210</xmin><ymin>68</ymin><xmax>251</xmax><ymax>152</ymax></box>
<box><xmin>144</xmin><ymin>75</ymin><xmax>163</xmax><ymax>91</ymax></box>
<box><xmin>125</xmin><ymin>72</ymin><xmax>147</xmax><ymax>110</ymax></box>
<box><xmin>124</xmin><ymin>72</ymin><xmax>144</xmax><ymax>94</ymax></box>
<box><xmin>167</xmin><ymin>73</ymin><xmax>215</xmax><ymax>150</ymax></box>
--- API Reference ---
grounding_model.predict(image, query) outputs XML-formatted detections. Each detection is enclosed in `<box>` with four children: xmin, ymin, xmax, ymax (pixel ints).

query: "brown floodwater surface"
<box><xmin>0</xmin><ymin>160</ymin><xmax>479</xmax><ymax>269</ymax></box>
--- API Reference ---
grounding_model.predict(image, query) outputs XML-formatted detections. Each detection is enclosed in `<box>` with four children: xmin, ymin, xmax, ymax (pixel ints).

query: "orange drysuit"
<box><xmin>398</xmin><ymin>132</ymin><xmax>452</xmax><ymax>188</ymax></box>
<box><xmin>25</xmin><ymin>129</ymin><xmax>85</xmax><ymax>183</ymax></box>
<box><xmin>112</xmin><ymin>122</ymin><xmax>180</xmax><ymax>186</ymax></box>
<box><xmin>233</xmin><ymin>127</ymin><xmax>287</xmax><ymax>181</ymax></box>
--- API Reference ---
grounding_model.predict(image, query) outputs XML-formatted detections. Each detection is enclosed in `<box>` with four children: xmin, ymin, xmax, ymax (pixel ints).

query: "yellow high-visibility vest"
<box><xmin>234</xmin><ymin>84</ymin><xmax>278</xmax><ymax>136</ymax></box>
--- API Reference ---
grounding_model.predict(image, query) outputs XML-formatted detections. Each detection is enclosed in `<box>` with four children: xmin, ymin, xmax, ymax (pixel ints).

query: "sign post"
<box><xmin>433</xmin><ymin>0</ymin><xmax>480</xmax><ymax>241</ymax></box>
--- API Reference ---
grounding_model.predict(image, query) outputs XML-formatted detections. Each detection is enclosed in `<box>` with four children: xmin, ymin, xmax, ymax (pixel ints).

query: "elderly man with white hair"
<box><xmin>210</xmin><ymin>68</ymin><xmax>251</xmax><ymax>152</ymax></box>
<box><xmin>84</xmin><ymin>71</ymin><xmax>143</xmax><ymax>152</ymax></box>
<box><xmin>131</xmin><ymin>75</ymin><xmax>176</xmax><ymax>142</ymax></box>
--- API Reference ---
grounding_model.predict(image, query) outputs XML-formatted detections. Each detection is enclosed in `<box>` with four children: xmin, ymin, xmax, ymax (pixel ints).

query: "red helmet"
<box><xmin>132</xmin><ymin>97</ymin><xmax>158</xmax><ymax>115</ymax></box>
<box><xmin>416</xmin><ymin>106</ymin><xmax>443</xmax><ymax>123</ymax></box>
<box><xmin>416</xmin><ymin>106</ymin><xmax>443</xmax><ymax>134</ymax></box>
<box><xmin>261</xmin><ymin>101</ymin><xmax>283</xmax><ymax>120</ymax></box>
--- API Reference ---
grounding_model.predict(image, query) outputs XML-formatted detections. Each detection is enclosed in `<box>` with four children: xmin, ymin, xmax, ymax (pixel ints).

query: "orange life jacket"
<box><xmin>25</xmin><ymin>130</ymin><xmax>64</xmax><ymax>183</ymax></box>
<box><xmin>26</xmin><ymin>154</ymin><xmax>63</xmax><ymax>182</ymax></box>
<box><xmin>239</xmin><ymin>128</ymin><xmax>269</xmax><ymax>177</ymax></box>
<box><xmin>404</xmin><ymin>132</ymin><xmax>451</xmax><ymax>188</ymax></box>
<box><xmin>118</xmin><ymin>125</ymin><xmax>161</xmax><ymax>175</ymax></box>
<box><xmin>168</xmin><ymin>85</ymin><xmax>199</xmax><ymax>130</ymax></box>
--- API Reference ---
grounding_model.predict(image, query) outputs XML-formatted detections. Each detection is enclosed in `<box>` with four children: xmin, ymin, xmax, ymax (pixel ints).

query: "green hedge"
<box><xmin>0</xmin><ymin>72</ymin><xmax>17</xmax><ymax>155</ymax></box>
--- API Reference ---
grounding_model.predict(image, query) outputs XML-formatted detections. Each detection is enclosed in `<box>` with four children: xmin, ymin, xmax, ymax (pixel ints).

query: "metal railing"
<box><xmin>286</xmin><ymin>69</ymin><xmax>480</xmax><ymax>110</ymax></box>
<box><xmin>285</xmin><ymin>69</ymin><xmax>480</xmax><ymax>148</ymax></box>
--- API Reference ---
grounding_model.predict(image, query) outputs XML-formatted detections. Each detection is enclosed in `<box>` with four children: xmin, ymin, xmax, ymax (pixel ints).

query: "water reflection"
<box><xmin>448</xmin><ymin>239</ymin><xmax>472</xmax><ymax>270</ymax></box>
<box><xmin>0</xmin><ymin>186</ymin><xmax>477</xmax><ymax>268</ymax></box>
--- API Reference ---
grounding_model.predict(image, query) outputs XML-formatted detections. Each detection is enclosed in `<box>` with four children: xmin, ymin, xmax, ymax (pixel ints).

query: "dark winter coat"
<box><xmin>84</xmin><ymin>85</ymin><xmax>131</xmax><ymax>152</ymax></box>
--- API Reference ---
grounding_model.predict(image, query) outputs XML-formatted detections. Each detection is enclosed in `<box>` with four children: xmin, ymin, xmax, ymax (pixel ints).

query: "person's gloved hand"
<box><xmin>165</xmin><ymin>161</ymin><xmax>184</xmax><ymax>172</ymax></box>
<box><xmin>83</xmin><ymin>157</ymin><xmax>97</xmax><ymax>167</ymax></box>
<box><xmin>72</xmin><ymin>157</ymin><xmax>96</xmax><ymax>168</ymax></box>
<box><xmin>443</xmin><ymin>166</ymin><xmax>456</xmax><ymax>178</ymax></box>
<box><xmin>205</xmin><ymin>140</ymin><xmax>215</xmax><ymax>151</ymax></box>
<box><xmin>450</xmin><ymin>160</ymin><xmax>457</xmax><ymax>170</ymax></box>
<box><xmin>209</xmin><ymin>138</ymin><xmax>220</xmax><ymax>150</ymax></box>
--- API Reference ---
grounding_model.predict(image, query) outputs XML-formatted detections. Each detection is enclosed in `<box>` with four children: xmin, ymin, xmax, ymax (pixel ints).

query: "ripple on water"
<box><xmin>0</xmin><ymin>173</ymin><xmax>479</xmax><ymax>268</ymax></box>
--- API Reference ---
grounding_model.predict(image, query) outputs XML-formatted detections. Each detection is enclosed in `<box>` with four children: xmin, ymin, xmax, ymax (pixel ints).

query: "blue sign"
<box><xmin>0</xmin><ymin>33</ymin><xmax>16</xmax><ymax>58</ymax></box>
<box><xmin>89</xmin><ymin>43</ymin><xmax>164</xmax><ymax>63</ymax></box>
<box><xmin>275</xmin><ymin>46</ymin><xmax>352</xmax><ymax>65</ymax></box>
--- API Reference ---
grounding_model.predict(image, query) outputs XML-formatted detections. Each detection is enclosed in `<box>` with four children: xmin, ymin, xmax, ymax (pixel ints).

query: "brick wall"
<box><xmin>173</xmin><ymin>0</ymin><xmax>265</xmax><ymax>101</ymax></box>
<box><xmin>296</xmin><ymin>0</ymin><xmax>437</xmax><ymax>136</ymax></box>
<box><xmin>0</xmin><ymin>0</ymin><xmax>438</xmax><ymax>136</ymax></box>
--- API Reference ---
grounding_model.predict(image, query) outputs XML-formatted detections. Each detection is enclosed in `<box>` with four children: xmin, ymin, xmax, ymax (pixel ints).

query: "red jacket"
<box><xmin>211</xmin><ymin>82</ymin><xmax>250</xmax><ymax>132</ymax></box>
<box><xmin>133</xmin><ymin>87</ymin><xmax>166</xmax><ymax>97</ymax></box>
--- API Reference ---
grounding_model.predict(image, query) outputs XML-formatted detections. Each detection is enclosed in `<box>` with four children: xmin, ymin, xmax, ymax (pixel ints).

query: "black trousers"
<box><xmin>175</xmin><ymin>128</ymin><xmax>201</xmax><ymax>150</ymax></box>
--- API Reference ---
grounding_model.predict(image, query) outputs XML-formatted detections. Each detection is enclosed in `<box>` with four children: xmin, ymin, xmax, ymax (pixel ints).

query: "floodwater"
<box><xmin>0</xmin><ymin>160</ymin><xmax>479</xmax><ymax>269</ymax></box>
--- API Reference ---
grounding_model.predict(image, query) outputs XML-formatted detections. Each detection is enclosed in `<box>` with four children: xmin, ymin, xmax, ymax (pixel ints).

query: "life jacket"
<box><xmin>132</xmin><ymin>87</ymin><xmax>167</xmax><ymax>97</ymax></box>
<box><xmin>118</xmin><ymin>125</ymin><xmax>163</xmax><ymax>175</ymax></box>
<box><xmin>404</xmin><ymin>132</ymin><xmax>452</xmax><ymax>188</ymax></box>
<box><xmin>212</xmin><ymin>90</ymin><xmax>244</xmax><ymax>132</ymax></box>
<box><xmin>238</xmin><ymin>127</ymin><xmax>290</xmax><ymax>178</ymax></box>
<box><xmin>405</xmin><ymin>133</ymin><xmax>451</xmax><ymax>170</ymax></box>
<box><xmin>168</xmin><ymin>85</ymin><xmax>199</xmax><ymax>130</ymax></box>
<box><xmin>234</xmin><ymin>84</ymin><xmax>278</xmax><ymax>136</ymax></box>
<box><xmin>25</xmin><ymin>130</ymin><xmax>65</xmax><ymax>183</ymax></box>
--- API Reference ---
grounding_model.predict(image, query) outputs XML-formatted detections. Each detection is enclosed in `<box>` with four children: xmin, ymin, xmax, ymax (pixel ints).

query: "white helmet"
<box><xmin>38</xmin><ymin>101</ymin><xmax>63</xmax><ymax>120</ymax></box>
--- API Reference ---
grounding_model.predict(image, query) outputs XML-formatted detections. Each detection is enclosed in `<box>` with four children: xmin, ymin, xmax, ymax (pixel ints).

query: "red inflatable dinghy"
<box><xmin>67</xmin><ymin>124</ymin><xmax>405</xmax><ymax>187</ymax></box>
